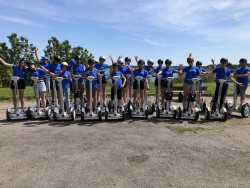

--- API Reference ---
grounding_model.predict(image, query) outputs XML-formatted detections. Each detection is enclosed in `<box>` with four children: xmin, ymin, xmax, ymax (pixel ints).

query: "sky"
<box><xmin>0</xmin><ymin>0</ymin><xmax>250</xmax><ymax>66</ymax></box>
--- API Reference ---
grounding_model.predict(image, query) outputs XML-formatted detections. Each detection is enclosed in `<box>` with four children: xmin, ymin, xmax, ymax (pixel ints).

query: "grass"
<box><xmin>0</xmin><ymin>81</ymin><xmax>235</xmax><ymax>102</ymax></box>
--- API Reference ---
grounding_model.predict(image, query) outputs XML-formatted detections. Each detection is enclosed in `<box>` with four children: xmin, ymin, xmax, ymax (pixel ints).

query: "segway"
<box><xmin>72</xmin><ymin>77</ymin><xmax>81</xmax><ymax>115</ymax></box>
<box><xmin>98</xmin><ymin>74</ymin><xmax>105</xmax><ymax>112</ymax></box>
<box><xmin>194</xmin><ymin>77</ymin><xmax>206</xmax><ymax>112</ymax></box>
<box><xmin>81</xmin><ymin>76</ymin><xmax>102</xmax><ymax>121</ymax></box>
<box><xmin>147</xmin><ymin>75</ymin><xmax>155</xmax><ymax>115</ymax></box>
<box><xmin>124</xmin><ymin>74</ymin><xmax>132</xmax><ymax>113</ymax></box>
<box><xmin>44</xmin><ymin>74</ymin><xmax>52</xmax><ymax>107</ymax></box>
<box><xmin>51</xmin><ymin>78</ymin><xmax>58</xmax><ymax>109</ymax></box>
<box><xmin>53</xmin><ymin>77</ymin><xmax>76</xmax><ymax>121</ymax></box>
<box><xmin>6</xmin><ymin>77</ymin><xmax>28</xmax><ymax>121</ymax></box>
<box><xmin>204</xmin><ymin>79</ymin><xmax>228</xmax><ymax>121</ymax></box>
<box><xmin>177</xmin><ymin>78</ymin><xmax>199</xmax><ymax>121</ymax></box>
<box><xmin>156</xmin><ymin>76</ymin><xmax>177</xmax><ymax>118</ymax></box>
<box><xmin>105</xmin><ymin>76</ymin><xmax>126</xmax><ymax>121</ymax></box>
<box><xmin>26</xmin><ymin>77</ymin><xmax>52</xmax><ymax>120</ymax></box>
<box><xmin>128</xmin><ymin>76</ymin><xmax>149</xmax><ymax>119</ymax></box>
<box><xmin>225</xmin><ymin>82</ymin><xmax>249</xmax><ymax>118</ymax></box>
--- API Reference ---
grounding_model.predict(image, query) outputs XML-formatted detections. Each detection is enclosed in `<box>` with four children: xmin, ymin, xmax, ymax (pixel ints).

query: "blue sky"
<box><xmin>0</xmin><ymin>0</ymin><xmax>250</xmax><ymax>66</ymax></box>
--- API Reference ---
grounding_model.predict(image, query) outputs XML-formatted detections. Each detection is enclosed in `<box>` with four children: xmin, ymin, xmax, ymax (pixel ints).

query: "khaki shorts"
<box><xmin>72</xmin><ymin>82</ymin><xmax>85</xmax><ymax>97</ymax></box>
<box><xmin>86</xmin><ymin>88</ymin><xmax>98</xmax><ymax>101</ymax></box>
<box><xmin>183</xmin><ymin>82</ymin><xmax>192</xmax><ymax>90</ymax></box>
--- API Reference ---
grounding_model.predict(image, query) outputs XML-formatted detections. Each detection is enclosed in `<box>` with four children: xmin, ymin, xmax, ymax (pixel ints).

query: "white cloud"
<box><xmin>144</xmin><ymin>38</ymin><xmax>166</xmax><ymax>46</ymax></box>
<box><xmin>0</xmin><ymin>15</ymin><xmax>44</xmax><ymax>27</ymax></box>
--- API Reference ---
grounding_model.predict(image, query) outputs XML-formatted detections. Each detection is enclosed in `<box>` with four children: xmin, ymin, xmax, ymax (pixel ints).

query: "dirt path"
<box><xmin>0</xmin><ymin>99</ymin><xmax>250</xmax><ymax>187</ymax></box>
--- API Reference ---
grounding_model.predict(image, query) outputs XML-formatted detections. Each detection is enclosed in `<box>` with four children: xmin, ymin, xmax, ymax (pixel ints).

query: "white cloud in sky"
<box><xmin>144</xmin><ymin>38</ymin><xmax>166</xmax><ymax>46</ymax></box>
<box><xmin>0</xmin><ymin>15</ymin><xmax>44</xmax><ymax>27</ymax></box>
<box><xmin>1</xmin><ymin>0</ymin><xmax>250</xmax><ymax>43</ymax></box>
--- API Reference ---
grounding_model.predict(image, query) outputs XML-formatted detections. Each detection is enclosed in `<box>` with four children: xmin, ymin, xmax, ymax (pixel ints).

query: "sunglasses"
<box><xmin>166</xmin><ymin>63</ymin><xmax>171</xmax><ymax>65</ymax></box>
<box><xmin>221</xmin><ymin>62</ymin><xmax>227</xmax><ymax>64</ymax></box>
<box><xmin>188</xmin><ymin>61</ymin><xmax>193</xmax><ymax>63</ymax></box>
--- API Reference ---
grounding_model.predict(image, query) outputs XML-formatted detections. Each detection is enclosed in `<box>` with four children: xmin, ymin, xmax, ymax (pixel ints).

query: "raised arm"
<box><xmin>134</xmin><ymin>56</ymin><xmax>138</xmax><ymax>64</ymax></box>
<box><xmin>0</xmin><ymin>57</ymin><xmax>13</xmax><ymax>68</ymax></box>
<box><xmin>109</xmin><ymin>55</ymin><xmax>114</xmax><ymax>64</ymax></box>
<box><xmin>211</xmin><ymin>59</ymin><xmax>216</xmax><ymax>69</ymax></box>
<box><xmin>34</xmin><ymin>48</ymin><xmax>40</xmax><ymax>62</ymax></box>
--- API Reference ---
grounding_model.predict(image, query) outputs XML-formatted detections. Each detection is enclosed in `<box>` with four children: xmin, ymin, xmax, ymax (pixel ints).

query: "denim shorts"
<box><xmin>237</xmin><ymin>85</ymin><xmax>247</xmax><ymax>97</ymax></box>
<box><xmin>34</xmin><ymin>82</ymin><xmax>46</xmax><ymax>92</ymax></box>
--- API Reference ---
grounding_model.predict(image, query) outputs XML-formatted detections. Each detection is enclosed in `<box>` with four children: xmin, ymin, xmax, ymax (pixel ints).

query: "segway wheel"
<box><xmin>71</xmin><ymin>110</ymin><xmax>76</xmax><ymax>121</ymax></box>
<box><xmin>224</xmin><ymin>101</ymin><xmax>232</xmax><ymax>116</ymax></box>
<box><xmin>177</xmin><ymin>107</ymin><xmax>182</xmax><ymax>119</ymax></box>
<box><xmin>81</xmin><ymin>111</ymin><xmax>85</xmax><ymax>121</ymax></box>
<box><xmin>205</xmin><ymin>108</ymin><xmax>210</xmax><ymax>120</ymax></box>
<box><xmin>150</xmin><ymin>103</ymin><xmax>155</xmax><ymax>115</ymax></box>
<box><xmin>105</xmin><ymin>110</ymin><xmax>108</xmax><ymax>121</ymax></box>
<box><xmin>46</xmin><ymin>109</ymin><xmax>52</xmax><ymax>120</ymax></box>
<box><xmin>145</xmin><ymin>107</ymin><xmax>149</xmax><ymax>119</ymax></box>
<box><xmin>201</xmin><ymin>101</ymin><xmax>206</xmax><ymax>112</ymax></box>
<box><xmin>122</xmin><ymin>111</ymin><xmax>126</xmax><ymax>121</ymax></box>
<box><xmin>210</xmin><ymin>99</ymin><xmax>214</xmax><ymax>109</ymax></box>
<box><xmin>156</xmin><ymin>106</ymin><xmax>160</xmax><ymax>118</ymax></box>
<box><xmin>6</xmin><ymin>111</ymin><xmax>11</xmax><ymax>121</ymax></box>
<box><xmin>241</xmin><ymin>104</ymin><xmax>250</xmax><ymax>118</ymax></box>
<box><xmin>222</xmin><ymin>111</ymin><xmax>228</xmax><ymax>121</ymax></box>
<box><xmin>128</xmin><ymin>104</ymin><xmax>132</xmax><ymax>118</ymax></box>
<box><xmin>46</xmin><ymin>99</ymin><xmax>49</xmax><ymax>107</ymax></box>
<box><xmin>172</xmin><ymin>110</ymin><xmax>177</xmax><ymax>119</ymax></box>
<box><xmin>98</xmin><ymin>110</ymin><xmax>102</xmax><ymax>121</ymax></box>
<box><xmin>194</xmin><ymin>112</ymin><xmax>199</xmax><ymax>121</ymax></box>
<box><xmin>53</xmin><ymin>112</ymin><xmax>58</xmax><ymax>121</ymax></box>
<box><xmin>178</xmin><ymin>92</ymin><xmax>184</xmax><ymax>102</ymax></box>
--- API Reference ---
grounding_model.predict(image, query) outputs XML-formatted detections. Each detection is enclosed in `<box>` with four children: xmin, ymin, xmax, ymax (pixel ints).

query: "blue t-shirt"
<box><xmin>229</xmin><ymin>69</ymin><xmax>234</xmax><ymax>74</ymax></box>
<box><xmin>125</xmin><ymin>65</ymin><xmax>134</xmax><ymax>81</ymax></box>
<box><xmin>48</xmin><ymin>63</ymin><xmax>61</xmax><ymax>74</ymax></box>
<box><xmin>183</xmin><ymin>66</ymin><xmax>200</xmax><ymax>84</ymax></box>
<box><xmin>133</xmin><ymin>69</ymin><xmax>149</xmax><ymax>82</ymax></box>
<box><xmin>144</xmin><ymin>65</ymin><xmax>153</xmax><ymax>75</ymax></box>
<box><xmin>12</xmin><ymin>64</ymin><xmax>27</xmax><ymax>78</ymax></box>
<box><xmin>70</xmin><ymin>59</ymin><xmax>76</xmax><ymax>66</ymax></box>
<box><xmin>119</xmin><ymin>65</ymin><xmax>129</xmax><ymax>75</ymax></box>
<box><xmin>154</xmin><ymin>67</ymin><xmax>163</xmax><ymax>80</ymax></box>
<box><xmin>39</xmin><ymin>61</ymin><xmax>50</xmax><ymax>69</ymax></box>
<box><xmin>197</xmin><ymin>67</ymin><xmax>206</xmax><ymax>83</ymax></box>
<box><xmin>58</xmin><ymin>71</ymin><xmax>70</xmax><ymax>89</ymax></box>
<box><xmin>85</xmin><ymin>68</ymin><xmax>99</xmax><ymax>89</ymax></box>
<box><xmin>95</xmin><ymin>63</ymin><xmax>108</xmax><ymax>75</ymax></box>
<box><xmin>72</xmin><ymin>64</ymin><xmax>85</xmax><ymax>83</ymax></box>
<box><xmin>161</xmin><ymin>68</ymin><xmax>175</xmax><ymax>84</ymax></box>
<box><xmin>28</xmin><ymin>68</ymin><xmax>45</xmax><ymax>80</ymax></box>
<box><xmin>110</xmin><ymin>72</ymin><xmax>123</xmax><ymax>89</ymax></box>
<box><xmin>212</xmin><ymin>67</ymin><xmax>231</xmax><ymax>85</ymax></box>
<box><xmin>236</xmin><ymin>66</ymin><xmax>250</xmax><ymax>87</ymax></box>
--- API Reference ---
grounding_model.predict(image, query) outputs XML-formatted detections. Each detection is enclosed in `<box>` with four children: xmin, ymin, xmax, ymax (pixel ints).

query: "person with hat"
<box><xmin>71</xmin><ymin>55</ymin><xmax>85</xmax><ymax>107</ymax></box>
<box><xmin>0</xmin><ymin>57</ymin><xmax>28</xmax><ymax>112</ymax></box>
<box><xmin>153</xmin><ymin>59</ymin><xmax>164</xmax><ymax>103</ymax></box>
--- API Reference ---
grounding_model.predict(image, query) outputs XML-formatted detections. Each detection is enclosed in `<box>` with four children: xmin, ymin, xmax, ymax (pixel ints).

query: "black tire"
<box><xmin>172</xmin><ymin>110</ymin><xmax>177</xmax><ymax>119</ymax></box>
<box><xmin>98</xmin><ymin>110</ymin><xmax>102</xmax><ymax>121</ymax></box>
<box><xmin>177</xmin><ymin>107</ymin><xmax>182</xmax><ymax>119</ymax></box>
<box><xmin>205</xmin><ymin>108</ymin><xmax>210</xmax><ymax>120</ymax></box>
<box><xmin>46</xmin><ymin>109</ymin><xmax>52</xmax><ymax>120</ymax></box>
<box><xmin>178</xmin><ymin>92</ymin><xmax>183</xmax><ymax>102</ymax></box>
<box><xmin>105</xmin><ymin>110</ymin><xmax>108</xmax><ymax>121</ymax></box>
<box><xmin>156</xmin><ymin>106</ymin><xmax>160</xmax><ymax>118</ymax></box>
<box><xmin>122</xmin><ymin>111</ymin><xmax>126</xmax><ymax>121</ymax></box>
<box><xmin>145</xmin><ymin>108</ymin><xmax>149</xmax><ymax>119</ymax></box>
<box><xmin>128</xmin><ymin>104</ymin><xmax>132</xmax><ymax>118</ymax></box>
<box><xmin>53</xmin><ymin>112</ymin><xmax>58</xmax><ymax>121</ymax></box>
<box><xmin>71</xmin><ymin>110</ymin><xmax>75</xmax><ymax>121</ymax></box>
<box><xmin>224</xmin><ymin>101</ymin><xmax>232</xmax><ymax>115</ymax></box>
<box><xmin>201</xmin><ymin>101</ymin><xmax>206</xmax><ymax>112</ymax></box>
<box><xmin>222</xmin><ymin>111</ymin><xmax>228</xmax><ymax>121</ymax></box>
<box><xmin>6</xmin><ymin>111</ymin><xmax>11</xmax><ymax>121</ymax></box>
<box><xmin>149</xmin><ymin>103</ymin><xmax>155</xmax><ymax>115</ymax></box>
<box><xmin>241</xmin><ymin>104</ymin><xmax>250</xmax><ymax>118</ymax></box>
<box><xmin>194</xmin><ymin>112</ymin><xmax>199</xmax><ymax>121</ymax></box>
<box><xmin>81</xmin><ymin>111</ymin><xmax>85</xmax><ymax>121</ymax></box>
<box><xmin>210</xmin><ymin>99</ymin><xmax>214</xmax><ymax>109</ymax></box>
<box><xmin>46</xmin><ymin>99</ymin><xmax>49</xmax><ymax>107</ymax></box>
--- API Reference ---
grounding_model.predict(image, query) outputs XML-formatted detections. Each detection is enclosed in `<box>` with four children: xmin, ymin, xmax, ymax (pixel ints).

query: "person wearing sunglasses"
<box><xmin>0</xmin><ymin>57</ymin><xmax>27</xmax><ymax>112</ymax></box>
<box><xmin>233</xmin><ymin>58</ymin><xmax>250</xmax><ymax>109</ymax></box>
<box><xmin>206</xmin><ymin>58</ymin><xmax>243</xmax><ymax>113</ymax></box>
<box><xmin>153</xmin><ymin>59</ymin><xmax>164</xmax><ymax>103</ymax></box>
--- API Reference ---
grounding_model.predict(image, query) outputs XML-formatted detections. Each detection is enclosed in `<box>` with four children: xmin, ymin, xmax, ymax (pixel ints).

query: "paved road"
<box><xmin>0</xmin><ymin>98</ymin><xmax>250</xmax><ymax>188</ymax></box>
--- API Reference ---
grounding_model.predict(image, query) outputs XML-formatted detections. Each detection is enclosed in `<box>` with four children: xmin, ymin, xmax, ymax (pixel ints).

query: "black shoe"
<box><xmin>103</xmin><ymin>103</ymin><xmax>106</xmax><ymax>107</ymax></box>
<box><xmin>140</xmin><ymin>107</ymin><xmax>143</xmax><ymax>112</ymax></box>
<box><xmin>183</xmin><ymin>108</ymin><xmax>187</xmax><ymax>113</ymax></box>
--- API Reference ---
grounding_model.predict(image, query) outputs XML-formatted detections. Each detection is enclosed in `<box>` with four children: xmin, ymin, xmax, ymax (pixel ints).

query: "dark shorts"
<box><xmin>133</xmin><ymin>80</ymin><xmax>144</xmax><ymax>90</ymax></box>
<box><xmin>70</xmin><ymin>82</ymin><xmax>73</xmax><ymax>91</ymax></box>
<box><xmin>154</xmin><ymin>79</ymin><xmax>159</xmax><ymax>86</ymax></box>
<box><xmin>161</xmin><ymin>81</ymin><xmax>173</xmax><ymax>89</ymax></box>
<box><xmin>50</xmin><ymin>79</ymin><xmax>59</xmax><ymax>91</ymax></box>
<box><xmin>97</xmin><ymin>75</ymin><xmax>107</xmax><ymax>84</ymax></box>
<box><xmin>237</xmin><ymin>85</ymin><xmax>247</xmax><ymax>97</ymax></box>
<box><xmin>111</xmin><ymin>88</ymin><xmax>122</xmax><ymax>100</ymax></box>
<box><xmin>121</xmin><ymin>78</ymin><xmax>127</xmax><ymax>88</ymax></box>
<box><xmin>10</xmin><ymin>79</ymin><xmax>26</xmax><ymax>90</ymax></box>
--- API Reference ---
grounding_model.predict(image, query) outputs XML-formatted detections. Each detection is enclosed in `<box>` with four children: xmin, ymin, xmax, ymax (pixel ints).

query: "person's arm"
<box><xmin>156</xmin><ymin>70</ymin><xmax>163</xmax><ymax>76</ymax></box>
<box><xmin>34</xmin><ymin>48</ymin><xmax>40</xmax><ymax>62</ymax></box>
<box><xmin>118</xmin><ymin>55</ymin><xmax>122</xmax><ymax>60</ymax></box>
<box><xmin>211</xmin><ymin>59</ymin><xmax>216</xmax><ymax>69</ymax></box>
<box><xmin>68</xmin><ymin>72</ymin><xmax>72</xmax><ymax>83</ymax></box>
<box><xmin>54</xmin><ymin>70</ymin><xmax>63</xmax><ymax>78</ymax></box>
<box><xmin>39</xmin><ymin>65</ymin><xmax>50</xmax><ymax>74</ymax></box>
<box><xmin>121</xmin><ymin>74</ymin><xmax>126</xmax><ymax>88</ymax></box>
<box><xmin>134</xmin><ymin>56</ymin><xmax>138</xmax><ymax>64</ymax></box>
<box><xmin>106</xmin><ymin>75</ymin><xmax>114</xmax><ymax>87</ymax></box>
<box><xmin>70</xmin><ymin>66</ymin><xmax>75</xmax><ymax>78</ymax></box>
<box><xmin>145</xmin><ymin>77</ymin><xmax>150</xmax><ymax>90</ymax></box>
<box><xmin>0</xmin><ymin>57</ymin><xmax>13</xmax><ymax>68</ymax></box>
<box><xmin>235</xmin><ymin>70</ymin><xmax>250</xmax><ymax>78</ymax></box>
<box><xmin>109</xmin><ymin>55</ymin><xmax>114</xmax><ymax>64</ymax></box>
<box><xmin>230</xmin><ymin>75</ymin><xmax>244</xmax><ymax>87</ymax></box>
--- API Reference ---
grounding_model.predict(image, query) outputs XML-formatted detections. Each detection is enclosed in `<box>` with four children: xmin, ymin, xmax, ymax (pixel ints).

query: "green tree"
<box><xmin>43</xmin><ymin>37</ymin><xmax>91</xmax><ymax>65</ymax></box>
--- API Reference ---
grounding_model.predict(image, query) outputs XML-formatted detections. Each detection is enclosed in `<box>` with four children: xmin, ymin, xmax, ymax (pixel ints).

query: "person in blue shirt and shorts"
<box><xmin>153</xmin><ymin>59</ymin><xmax>164</xmax><ymax>104</ymax></box>
<box><xmin>195</xmin><ymin>61</ymin><xmax>206</xmax><ymax>105</ymax></box>
<box><xmin>234</xmin><ymin>58</ymin><xmax>250</xmax><ymax>108</ymax></box>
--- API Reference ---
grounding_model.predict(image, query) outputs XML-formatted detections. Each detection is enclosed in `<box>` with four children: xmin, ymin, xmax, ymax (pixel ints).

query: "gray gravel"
<box><xmin>0</xmin><ymin>98</ymin><xmax>250</xmax><ymax>188</ymax></box>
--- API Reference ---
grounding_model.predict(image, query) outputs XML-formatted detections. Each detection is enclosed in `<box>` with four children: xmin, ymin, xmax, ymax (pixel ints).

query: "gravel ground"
<box><xmin>0</xmin><ymin>97</ymin><xmax>250</xmax><ymax>188</ymax></box>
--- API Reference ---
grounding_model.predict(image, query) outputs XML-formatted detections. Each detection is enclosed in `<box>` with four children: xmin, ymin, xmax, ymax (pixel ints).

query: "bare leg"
<box><xmin>19</xmin><ymin>89</ymin><xmax>25</xmax><ymax>109</ymax></box>
<box><xmin>12</xmin><ymin>89</ymin><xmax>16</xmax><ymax>109</ymax></box>
<box><xmin>40</xmin><ymin>92</ymin><xmax>46</xmax><ymax>108</ymax></box>
<box><xmin>182</xmin><ymin>87</ymin><xmax>189</xmax><ymax>110</ymax></box>
<box><xmin>161</xmin><ymin>88</ymin><xmax>166</xmax><ymax>107</ymax></box>
<box><xmin>102</xmin><ymin>84</ymin><xmax>106</xmax><ymax>104</ymax></box>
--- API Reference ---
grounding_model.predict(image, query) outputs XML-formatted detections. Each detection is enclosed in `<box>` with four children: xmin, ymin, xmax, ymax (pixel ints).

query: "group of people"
<box><xmin>0</xmin><ymin>50</ymin><xmax>249</xmax><ymax>115</ymax></box>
